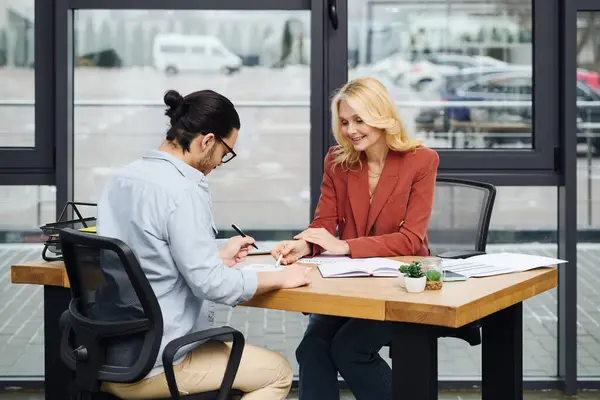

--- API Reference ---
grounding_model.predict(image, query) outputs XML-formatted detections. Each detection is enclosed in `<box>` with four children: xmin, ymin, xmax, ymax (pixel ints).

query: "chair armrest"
<box><xmin>162</xmin><ymin>326</ymin><xmax>245</xmax><ymax>400</ymax></box>
<box><xmin>437</xmin><ymin>250</ymin><xmax>486</xmax><ymax>259</ymax></box>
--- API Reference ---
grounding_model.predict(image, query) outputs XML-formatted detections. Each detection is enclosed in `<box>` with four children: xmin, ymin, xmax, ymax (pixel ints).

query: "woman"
<box><xmin>271</xmin><ymin>77</ymin><xmax>439</xmax><ymax>400</ymax></box>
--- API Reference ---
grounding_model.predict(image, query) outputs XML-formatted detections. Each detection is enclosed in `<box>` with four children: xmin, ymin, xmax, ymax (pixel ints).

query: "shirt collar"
<box><xmin>143</xmin><ymin>150</ymin><xmax>207</xmax><ymax>185</ymax></box>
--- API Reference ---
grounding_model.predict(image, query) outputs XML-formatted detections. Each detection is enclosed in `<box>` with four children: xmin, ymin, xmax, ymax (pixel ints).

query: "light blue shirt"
<box><xmin>97</xmin><ymin>149</ymin><xmax>258</xmax><ymax>375</ymax></box>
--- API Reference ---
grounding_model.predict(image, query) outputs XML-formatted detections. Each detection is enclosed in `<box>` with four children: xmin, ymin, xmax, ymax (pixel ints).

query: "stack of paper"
<box><xmin>442</xmin><ymin>252</ymin><xmax>567</xmax><ymax>278</ymax></box>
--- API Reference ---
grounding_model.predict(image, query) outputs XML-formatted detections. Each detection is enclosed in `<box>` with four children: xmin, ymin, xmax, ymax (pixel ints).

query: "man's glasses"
<box><xmin>216</xmin><ymin>136</ymin><xmax>236</xmax><ymax>163</ymax></box>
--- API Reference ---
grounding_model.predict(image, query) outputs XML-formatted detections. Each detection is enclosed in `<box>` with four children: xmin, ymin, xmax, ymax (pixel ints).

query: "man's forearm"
<box><xmin>254</xmin><ymin>271</ymin><xmax>286</xmax><ymax>296</ymax></box>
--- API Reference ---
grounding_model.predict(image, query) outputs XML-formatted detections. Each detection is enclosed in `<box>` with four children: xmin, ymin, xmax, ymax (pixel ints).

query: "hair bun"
<box><xmin>164</xmin><ymin>90</ymin><xmax>184</xmax><ymax>120</ymax></box>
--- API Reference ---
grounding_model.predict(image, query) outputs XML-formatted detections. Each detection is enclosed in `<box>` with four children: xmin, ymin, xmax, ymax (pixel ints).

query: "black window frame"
<box><xmin>365</xmin><ymin>0</ymin><xmax>561</xmax><ymax>180</ymax></box>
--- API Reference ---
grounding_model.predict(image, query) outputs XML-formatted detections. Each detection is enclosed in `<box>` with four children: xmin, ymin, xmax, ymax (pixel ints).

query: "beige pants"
<box><xmin>102</xmin><ymin>341</ymin><xmax>293</xmax><ymax>399</ymax></box>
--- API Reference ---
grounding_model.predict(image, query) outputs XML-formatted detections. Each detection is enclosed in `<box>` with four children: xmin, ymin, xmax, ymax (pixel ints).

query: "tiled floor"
<box><xmin>2</xmin><ymin>389</ymin><xmax>600</xmax><ymax>399</ymax></box>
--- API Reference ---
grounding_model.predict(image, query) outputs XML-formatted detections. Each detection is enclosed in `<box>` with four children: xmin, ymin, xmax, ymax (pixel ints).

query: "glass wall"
<box><xmin>576</xmin><ymin>11</ymin><xmax>600</xmax><ymax>378</ymax></box>
<box><xmin>73</xmin><ymin>9</ymin><xmax>311</xmax><ymax>235</ymax></box>
<box><xmin>0</xmin><ymin>0</ymin><xmax>35</xmax><ymax>147</ymax></box>
<box><xmin>0</xmin><ymin>0</ymin><xmax>585</xmax><ymax>387</ymax></box>
<box><xmin>0</xmin><ymin>185</ymin><xmax>55</xmax><ymax>378</ymax></box>
<box><xmin>349</xmin><ymin>0</ymin><xmax>533</xmax><ymax>151</ymax></box>
<box><xmin>0</xmin><ymin>0</ymin><xmax>46</xmax><ymax>379</ymax></box>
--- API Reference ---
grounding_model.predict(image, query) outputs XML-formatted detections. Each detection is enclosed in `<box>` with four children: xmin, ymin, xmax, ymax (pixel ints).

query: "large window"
<box><xmin>348</xmin><ymin>0</ymin><xmax>560</xmax><ymax>173</ymax></box>
<box><xmin>0</xmin><ymin>0</ymin><xmax>34</xmax><ymax>148</ymax></box>
<box><xmin>73</xmin><ymin>9</ymin><xmax>312</xmax><ymax>234</ymax></box>
<box><xmin>0</xmin><ymin>0</ymin><xmax>54</xmax><ymax>174</ymax></box>
<box><xmin>349</xmin><ymin>0</ymin><xmax>533</xmax><ymax>151</ymax></box>
<box><xmin>576</xmin><ymin>11</ymin><xmax>600</xmax><ymax>378</ymax></box>
<box><xmin>0</xmin><ymin>185</ymin><xmax>55</xmax><ymax>379</ymax></box>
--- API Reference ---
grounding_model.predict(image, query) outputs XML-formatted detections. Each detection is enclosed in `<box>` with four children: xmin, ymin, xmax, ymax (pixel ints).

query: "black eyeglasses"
<box><xmin>216</xmin><ymin>136</ymin><xmax>236</xmax><ymax>163</ymax></box>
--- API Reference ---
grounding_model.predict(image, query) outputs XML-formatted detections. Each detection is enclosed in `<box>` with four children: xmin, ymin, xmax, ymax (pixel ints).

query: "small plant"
<box><xmin>398</xmin><ymin>265</ymin><xmax>410</xmax><ymax>274</ymax></box>
<box><xmin>425</xmin><ymin>268</ymin><xmax>443</xmax><ymax>291</ymax></box>
<box><xmin>404</xmin><ymin>261</ymin><xmax>425</xmax><ymax>279</ymax></box>
<box><xmin>426</xmin><ymin>269</ymin><xmax>441</xmax><ymax>281</ymax></box>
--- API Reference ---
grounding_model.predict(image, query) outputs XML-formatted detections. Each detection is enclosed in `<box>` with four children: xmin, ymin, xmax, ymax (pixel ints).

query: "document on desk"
<box><xmin>442</xmin><ymin>252</ymin><xmax>567</xmax><ymax>278</ymax></box>
<box><xmin>241</xmin><ymin>264</ymin><xmax>286</xmax><ymax>272</ymax></box>
<box><xmin>298</xmin><ymin>255</ymin><xmax>352</xmax><ymax>264</ymax></box>
<box><xmin>317</xmin><ymin>258</ymin><xmax>409</xmax><ymax>278</ymax></box>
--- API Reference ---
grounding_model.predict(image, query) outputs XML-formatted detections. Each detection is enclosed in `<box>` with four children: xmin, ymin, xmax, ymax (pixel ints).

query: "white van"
<box><xmin>152</xmin><ymin>34</ymin><xmax>242</xmax><ymax>75</ymax></box>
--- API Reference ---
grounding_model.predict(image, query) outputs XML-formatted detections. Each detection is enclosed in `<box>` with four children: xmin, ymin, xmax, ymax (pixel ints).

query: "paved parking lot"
<box><xmin>1</xmin><ymin>242</ymin><xmax>598</xmax><ymax>379</ymax></box>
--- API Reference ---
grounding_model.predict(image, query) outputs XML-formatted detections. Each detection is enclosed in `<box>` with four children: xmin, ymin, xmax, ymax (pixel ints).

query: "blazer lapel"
<box><xmin>365</xmin><ymin>152</ymin><xmax>400</xmax><ymax>234</ymax></box>
<box><xmin>348</xmin><ymin>162</ymin><xmax>370</xmax><ymax>237</ymax></box>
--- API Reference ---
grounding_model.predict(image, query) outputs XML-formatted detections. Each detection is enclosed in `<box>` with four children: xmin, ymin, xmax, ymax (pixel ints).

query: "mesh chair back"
<box><xmin>59</xmin><ymin>228</ymin><xmax>163</xmax><ymax>386</ymax></box>
<box><xmin>427</xmin><ymin>177</ymin><xmax>496</xmax><ymax>255</ymax></box>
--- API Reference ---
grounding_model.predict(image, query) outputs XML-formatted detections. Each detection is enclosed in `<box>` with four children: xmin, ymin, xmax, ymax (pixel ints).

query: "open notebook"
<box><xmin>318</xmin><ymin>258</ymin><xmax>408</xmax><ymax>278</ymax></box>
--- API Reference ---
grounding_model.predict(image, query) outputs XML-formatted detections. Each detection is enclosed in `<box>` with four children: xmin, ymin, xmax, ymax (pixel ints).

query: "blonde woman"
<box><xmin>271</xmin><ymin>77</ymin><xmax>439</xmax><ymax>400</ymax></box>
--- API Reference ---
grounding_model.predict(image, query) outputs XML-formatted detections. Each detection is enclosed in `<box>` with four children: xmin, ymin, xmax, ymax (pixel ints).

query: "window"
<box><xmin>211</xmin><ymin>46</ymin><xmax>224</xmax><ymax>57</ymax></box>
<box><xmin>0</xmin><ymin>185</ymin><xmax>56</xmax><ymax>379</ymax></box>
<box><xmin>350</xmin><ymin>0</ymin><xmax>558</xmax><ymax>172</ymax></box>
<box><xmin>160</xmin><ymin>45</ymin><xmax>186</xmax><ymax>53</ymax></box>
<box><xmin>577</xmin><ymin>11</ymin><xmax>600</xmax><ymax>378</ymax></box>
<box><xmin>0</xmin><ymin>0</ymin><xmax>54</xmax><ymax>173</ymax></box>
<box><xmin>0</xmin><ymin>2</ymin><xmax>34</xmax><ymax>148</ymax></box>
<box><xmin>191</xmin><ymin>46</ymin><xmax>205</xmax><ymax>54</ymax></box>
<box><xmin>73</xmin><ymin>9</ymin><xmax>312</xmax><ymax>235</ymax></box>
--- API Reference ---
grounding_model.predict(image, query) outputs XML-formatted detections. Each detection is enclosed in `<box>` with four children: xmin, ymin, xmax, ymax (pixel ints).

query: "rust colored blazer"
<box><xmin>308</xmin><ymin>145</ymin><xmax>439</xmax><ymax>258</ymax></box>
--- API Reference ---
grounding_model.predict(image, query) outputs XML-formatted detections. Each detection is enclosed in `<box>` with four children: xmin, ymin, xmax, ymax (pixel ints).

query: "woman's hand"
<box><xmin>219</xmin><ymin>235</ymin><xmax>256</xmax><ymax>267</ymax></box>
<box><xmin>271</xmin><ymin>239</ymin><xmax>311</xmax><ymax>265</ymax></box>
<box><xmin>294</xmin><ymin>228</ymin><xmax>350</xmax><ymax>256</ymax></box>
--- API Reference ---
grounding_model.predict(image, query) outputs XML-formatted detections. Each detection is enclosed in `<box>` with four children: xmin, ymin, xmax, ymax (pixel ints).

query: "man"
<box><xmin>98</xmin><ymin>89</ymin><xmax>310</xmax><ymax>399</ymax></box>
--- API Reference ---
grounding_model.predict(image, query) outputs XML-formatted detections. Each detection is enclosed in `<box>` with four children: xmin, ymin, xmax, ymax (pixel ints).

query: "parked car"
<box><xmin>415</xmin><ymin>70</ymin><xmax>600</xmax><ymax>151</ymax></box>
<box><xmin>153</xmin><ymin>34</ymin><xmax>242</xmax><ymax>75</ymax></box>
<box><xmin>577</xmin><ymin>68</ymin><xmax>600</xmax><ymax>90</ymax></box>
<box><xmin>415</xmin><ymin>65</ymin><xmax>531</xmax><ymax>132</ymax></box>
<box><xmin>77</xmin><ymin>49</ymin><xmax>123</xmax><ymax>68</ymax></box>
<box><xmin>400</xmin><ymin>53</ymin><xmax>508</xmax><ymax>91</ymax></box>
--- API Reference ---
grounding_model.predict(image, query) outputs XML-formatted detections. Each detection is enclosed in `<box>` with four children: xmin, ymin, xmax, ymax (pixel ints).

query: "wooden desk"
<box><xmin>11</xmin><ymin>255</ymin><xmax>558</xmax><ymax>400</ymax></box>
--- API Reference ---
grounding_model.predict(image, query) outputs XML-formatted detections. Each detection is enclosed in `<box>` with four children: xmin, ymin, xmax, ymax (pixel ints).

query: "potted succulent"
<box><xmin>425</xmin><ymin>269</ymin><xmax>443</xmax><ymax>290</ymax></box>
<box><xmin>403</xmin><ymin>261</ymin><xmax>426</xmax><ymax>293</ymax></box>
<box><xmin>397</xmin><ymin>265</ymin><xmax>410</xmax><ymax>288</ymax></box>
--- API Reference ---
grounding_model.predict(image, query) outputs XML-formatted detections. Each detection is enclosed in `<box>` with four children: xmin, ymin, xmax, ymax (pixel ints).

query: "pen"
<box><xmin>231</xmin><ymin>223</ymin><xmax>259</xmax><ymax>249</ymax></box>
<box><xmin>275</xmin><ymin>254</ymin><xmax>283</xmax><ymax>267</ymax></box>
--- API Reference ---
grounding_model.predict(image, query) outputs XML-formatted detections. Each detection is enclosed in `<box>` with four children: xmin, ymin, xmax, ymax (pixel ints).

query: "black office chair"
<box><xmin>429</xmin><ymin>177</ymin><xmax>497</xmax><ymax>346</ymax></box>
<box><xmin>428</xmin><ymin>177</ymin><xmax>496</xmax><ymax>260</ymax></box>
<box><xmin>58</xmin><ymin>227</ymin><xmax>245</xmax><ymax>400</ymax></box>
<box><xmin>388</xmin><ymin>177</ymin><xmax>496</xmax><ymax>357</ymax></box>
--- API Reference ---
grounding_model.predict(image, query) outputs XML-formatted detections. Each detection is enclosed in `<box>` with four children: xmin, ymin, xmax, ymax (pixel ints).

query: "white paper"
<box><xmin>298</xmin><ymin>255</ymin><xmax>352</xmax><ymax>265</ymax></box>
<box><xmin>241</xmin><ymin>264</ymin><xmax>285</xmax><ymax>272</ymax></box>
<box><xmin>442</xmin><ymin>252</ymin><xmax>567</xmax><ymax>278</ymax></box>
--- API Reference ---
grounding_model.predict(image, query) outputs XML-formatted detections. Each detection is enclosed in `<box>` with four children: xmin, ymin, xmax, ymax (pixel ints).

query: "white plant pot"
<box><xmin>397</xmin><ymin>273</ymin><xmax>406</xmax><ymax>288</ymax></box>
<box><xmin>404</xmin><ymin>276</ymin><xmax>426</xmax><ymax>293</ymax></box>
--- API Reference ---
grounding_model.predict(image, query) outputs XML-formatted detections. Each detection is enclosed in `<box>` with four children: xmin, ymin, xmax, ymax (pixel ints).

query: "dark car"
<box><xmin>77</xmin><ymin>49</ymin><xmax>123</xmax><ymax>68</ymax></box>
<box><xmin>415</xmin><ymin>69</ymin><xmax>600</xmax><ymax>151</ymax></box>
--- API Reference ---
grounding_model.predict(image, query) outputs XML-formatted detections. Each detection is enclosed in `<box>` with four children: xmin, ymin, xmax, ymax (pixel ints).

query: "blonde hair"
<box><xmin>330</xmin><ymin>77</ymin><xmax>421</xmax><ymax>170</ymax></box>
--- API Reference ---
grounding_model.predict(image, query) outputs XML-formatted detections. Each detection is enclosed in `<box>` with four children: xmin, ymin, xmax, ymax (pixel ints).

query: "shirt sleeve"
<box><xmin>165</xmin><ymin>189</ymin><xmax>258</xmax><ymax>306</ymax></box>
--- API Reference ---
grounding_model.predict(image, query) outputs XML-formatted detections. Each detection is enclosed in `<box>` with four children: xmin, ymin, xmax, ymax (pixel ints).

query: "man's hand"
<box><xmin>219</xmin><ymin>235</ymin><xmax>256</xmax><ymax>267</ymax></box>
<box><xmin>294</xmin><ymin>228</ymin><xmax>350</xmax><ymax>256</ymax></box>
